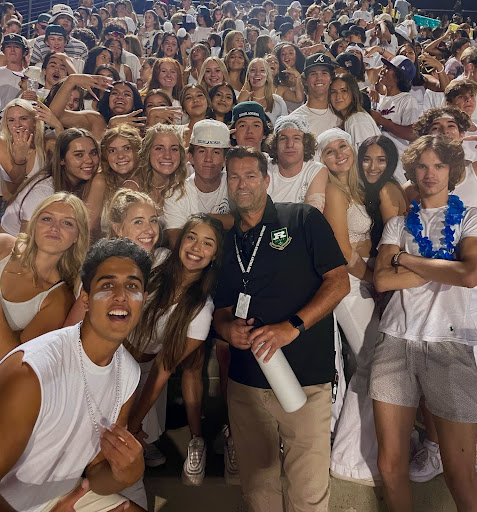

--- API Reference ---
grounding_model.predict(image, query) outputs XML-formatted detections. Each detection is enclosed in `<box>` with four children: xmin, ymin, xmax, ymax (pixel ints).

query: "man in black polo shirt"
<box><xmin>213</xmin><ymin>146</ymin><xmax>349</xmax><ymax>512</ymax></box>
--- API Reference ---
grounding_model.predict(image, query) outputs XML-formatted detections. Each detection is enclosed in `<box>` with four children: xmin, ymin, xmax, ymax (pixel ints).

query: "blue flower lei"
<box><xmin>405</xmin><ymin>195</ymin><xmax>466</xmax><ymax>260</ymax></box>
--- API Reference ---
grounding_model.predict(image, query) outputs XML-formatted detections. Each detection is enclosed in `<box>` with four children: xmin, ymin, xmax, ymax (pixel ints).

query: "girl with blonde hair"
<box><xmin>126</xmin><ymin>124</ymin><xmax>187</xmax><ymax>217</ymax></box>
<box><xmin>238</xmin><ymin>58</ymin><xmax>287</xmax><ymax>123</ymax></box>
<box><xmin>0</xmin><ymin>192</ymin><xmax>89</xmax><ymax>359</ymax></box>
<box><xmin>319</xmin><ymin>128</ymin><xmax>382</xmax><ymax>485</ymax></box>
<box><xmin>0</xmin><ymin>99</ymin><xmax>57</xmax><ymax>204</ymax></box>
<box><xmin>197</xmin><ymin>56</ymin><xmax>229</xmax><ymax>92</ymax></box>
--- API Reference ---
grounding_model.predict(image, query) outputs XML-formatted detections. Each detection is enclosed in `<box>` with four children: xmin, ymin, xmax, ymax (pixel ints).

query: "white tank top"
<box><xmin>0</xmin><ymin>254</ymin><xmax>65</xmax><ymax>331</ymax></box>
<box><xmin>0</xmin><ymin>152</ymin><xmax>41</xmax><ymax>183</ymax></box>
<box><xmin>347</xmin><ymin>202</ymin><xmax>372</xmax><ymax>243</ymax></box>
<box><xmin>452</xmin><ymin>162</ymin><xmax>477</xmax><ymax>208</ymax></box>
<box><xmin>0</xmin><ymin>324</ymin><xmax>140</xmax><ymax>512</ymax></box>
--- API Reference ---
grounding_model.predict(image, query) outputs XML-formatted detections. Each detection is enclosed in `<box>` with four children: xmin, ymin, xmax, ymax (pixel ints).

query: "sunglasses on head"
<box><xmin>110</xmin><ymin>31</ymin><xmax>125</xmax><ymax>38</ymax></box>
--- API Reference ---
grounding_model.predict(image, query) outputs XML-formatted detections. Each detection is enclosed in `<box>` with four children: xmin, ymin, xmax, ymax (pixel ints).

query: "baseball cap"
<box><xmin>382</xmin><ymin>55</ymin><xmax>416</xmax><ymax>83</ymax></box>
<box><xmin>50</xmin><ymin>4</ymin><xmax>75</xmax><ymax>24</ymax></box>
<box><xmin>395</xmin><ymin>24</ymin><xmax>412</xmax><ymax>43</ymax></box>
<box><xmin>335</xmin><ymin>52</ymin><xmax>362</xmax><ymax>77</ymax></box>
<box><xmin>317</xmin><ymin>128</ymin><xmax>352</xmax><ymax>154</ymax></box>
<box><xmin>190</xmin><ymin>119</ymin><xmax>230</xmax><ymax>148</ymax></box>
<box><xmin>37</xmin><ymin>13</ymin><xmax>51</xmax><ymax>25</ymax></box>
<box><xmin>290</xmin><ymin>1</ymin><xmax>302</xmax><ymax>10</ymax></box>
<box><xmin>274</xmin><ymin>114</ymin><xmax>309</xmax><ymax>134</ymax></box>
<box><xmin>342</xmin><ymin>25</ymin><xmax>365</xmax><ymax>40</ymax></box>
<box><xmin>45</xmin><ymin>24</ymin><xmax>67</xmax><ymax>38</ymax></box>
<box><xmin>303</xmin><ymin>53</ymin><xmax>337</xmax><ymax>75</ymax></box>
<box><xmin>1</xmin><ymin>33</ymin><xmax>28</xmax><ymax>51</ymax></box>
<box><xmin>278</xmin><ymin>22</ymin><xmax>294</xmax><ymax>36</ymax></box>
<box><xmin>232</xmin><ymin>101</ymin><xmax>268</xmax><ymax>124</ymax></box>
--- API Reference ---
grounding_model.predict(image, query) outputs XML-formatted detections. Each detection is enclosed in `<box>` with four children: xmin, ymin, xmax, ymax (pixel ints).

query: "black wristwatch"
<box><xmin>288</xmin><ymin>314</ymin><xmax>305</xmax><ymax>334</ymax></box>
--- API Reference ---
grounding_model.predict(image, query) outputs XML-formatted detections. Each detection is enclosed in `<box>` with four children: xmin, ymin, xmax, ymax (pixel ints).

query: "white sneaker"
<box><xmin>182</xmin><ymin>436</ymin><xmax>206</xmax><ymax>486</ymax></box>
<box><xmin>144</xmin><ymin>443</ymin><xmax>166</xmax><ymax>468</ymax></box>
<box><xmin>223</xmin><ymin>425</ymin><xmax>240</xmax><ymax>485</ymax></box>
<box><xmin>409</xmin><ymin>441</ymin><xmax>443</xmax><ymax>483</ymax></box>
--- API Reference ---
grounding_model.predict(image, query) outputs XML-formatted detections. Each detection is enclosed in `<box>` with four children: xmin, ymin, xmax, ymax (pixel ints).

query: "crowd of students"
<box><xmin>0</xmin><ymin>0</ymin><xmax>477</xmax><ymax>511</ymax></box>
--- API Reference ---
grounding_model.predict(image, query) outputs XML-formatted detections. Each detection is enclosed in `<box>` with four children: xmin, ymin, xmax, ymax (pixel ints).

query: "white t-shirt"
<box><xmin>0</xmin><ymin>67</ymin><xmax>23</xmax><ymax>112</ymax></box>
<box><xmin>1</xmin><ymin>176</ymin><xmax>54</xmax><ymax>237</ymax></box>
<box><xmin>378</xmin><ymin>208</ymin><xmax>477</xmax><ymax>344</ymax></box>
<box><xmin>130</xmin><ymin>296</ymin><xmax>214</xmax><ymax>355</ymax></box>
<box><xmin>344</xmin><ymin>111</ymin><xmax>381</xmax><ymax>152</ymax></box>
<box><xmin>0</xmin><ymin>324</ymin><xmax>140</xmax><ymax>512</ymax></box>
<box><xmin>453</xmin><ymin>163</ymin><xmax>477</xmax><ymax>208</ymax></box>
<box><xmin>377</xmin><ymin>92</ymin><xmax>419</xmax><ymax>184</ymax></box>
<box><xmin>292</xmin><ymin>104</ymin><xmax>340</xmax><ymax>138</ymax></box>
<box><xmin>191</xmin><ymin>27</ymin><xmax>213</xmax><ymax>43</ymax></box>
<box><xmin>121</xmin><ymin>50</ymin><xmax>140</xmax><ymax>82</ymax></box>
<box><xmin>352</xmin><ymin>9</ymin><xmax>373</xmax><ymax>23</ymax></box>
<box><xmin>267</xmin><ymin>159</ymin><xmax>326</xmax><ymax>204</ymax></box>
<box><xmin>266</xmin><ymin>94</ymin><xmax>288</xmax><ymax>124</ymax></box>
<box><xmin>163</xmin><ymin>170</ymin><xmax>229</xmax><ymax>230</ymax></box>
<box><xmin>422</xmin><ymin>89</ymin><xmax>444</xmax><ymax>113</ymax></box>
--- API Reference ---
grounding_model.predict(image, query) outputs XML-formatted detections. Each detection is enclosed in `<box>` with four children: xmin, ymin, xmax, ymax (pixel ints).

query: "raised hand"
<box><xmin>11</xmin><ymin>127</ymin><xmax>33</xmax><ymax>166</ymax></box>
<box><xmin>70</xmin><ymin>74</ymin><xmax>113</xmax><ymax>100</ymax></box>
<box><xmin>146</xmin><ymin>106</ymin><xmax>183</xmax><ymax>126</ymax></box>
<box><xmin>109</xmin><ymin>110</ymin><xmax>147</xmax><ymax>130</ymax></box>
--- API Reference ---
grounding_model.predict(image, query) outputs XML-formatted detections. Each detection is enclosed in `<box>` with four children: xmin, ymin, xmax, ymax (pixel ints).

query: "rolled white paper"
<box><xmin>254</xmin><ymin>346</ymin><xmax>307</xmax><ymax>413</ymax></box>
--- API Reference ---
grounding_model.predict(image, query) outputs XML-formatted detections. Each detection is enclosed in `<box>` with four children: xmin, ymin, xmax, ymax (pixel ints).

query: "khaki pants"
<box><xmin>41</xmin><ymin>489</ymin><xmax>128</xmax><ymax>512</ymax></box>
<box><xmin>228</xmin><ymin>379</ymin><xmax>331</xmax><ymax>512</ymax></box>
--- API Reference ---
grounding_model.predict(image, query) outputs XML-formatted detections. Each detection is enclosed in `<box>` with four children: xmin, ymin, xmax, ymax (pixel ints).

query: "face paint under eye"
<box><xmin>128</xmin><ymin>291</ymin><xmax>144</xmax><ymax>301</ymax></box>
<box><xmin>93</xmin><ymin>290</ymin><xmax>114</xmax><ymax>301</ymax></box>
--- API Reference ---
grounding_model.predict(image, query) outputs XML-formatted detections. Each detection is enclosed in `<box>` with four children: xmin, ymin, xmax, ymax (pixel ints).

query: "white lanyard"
<box><xmin>234</xmin><ymin>225</ymin><xmax>266</xmax><ymax>293</ymax></box>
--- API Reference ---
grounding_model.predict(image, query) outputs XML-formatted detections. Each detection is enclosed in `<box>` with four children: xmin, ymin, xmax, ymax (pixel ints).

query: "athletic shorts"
<box><xmin>369</xmin><ymin>333</ymin><xmax>477</xmax><ymax>423</ymax></box>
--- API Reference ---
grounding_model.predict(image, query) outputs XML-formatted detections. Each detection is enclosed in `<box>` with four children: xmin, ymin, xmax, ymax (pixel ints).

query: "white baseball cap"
<box><xmin>290</xmin><ymin>1</ymin><xmax>302</xmax><ymax>10</ymax></box>
<box><xmin>50</xmin><ymin>4</ymin><xmax>75</xmax><ymax>24</ymax></box>
<box><xmin>190</xmin><ymin>120</ymin><xmax>230</xmax><ymax>149</ymax></box>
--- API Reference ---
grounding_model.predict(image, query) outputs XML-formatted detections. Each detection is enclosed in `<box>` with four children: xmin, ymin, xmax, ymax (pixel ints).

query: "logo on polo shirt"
<box><xmin>270</xmin><ymin>227</ymin><xmax>292</xmax><ymax>250</ymax></box>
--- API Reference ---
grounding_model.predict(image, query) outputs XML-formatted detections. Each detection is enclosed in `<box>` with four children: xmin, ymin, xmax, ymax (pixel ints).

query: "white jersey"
<box><xmin>267</xmin><ymin>159</ymin><xmax>326</xmax><ymax>204</ymax></box>
<box><xmin>378</xmin><ymin>208</ymin><xmax>477</xmax><ymax>344</ymax></box>
<box><xmin>344</xmin><ymin>111</ymin><xmax>381</xmax><ymax>152</ymax></box>
<box><xmin>0</xmin><ymin>325</ymin><xmax>140</xmax><ymax>512</ymax></box>
<box><xmin>163</xmin><ymin>170</ymin><xmax>229</xmax><ymax>230</ymax></box>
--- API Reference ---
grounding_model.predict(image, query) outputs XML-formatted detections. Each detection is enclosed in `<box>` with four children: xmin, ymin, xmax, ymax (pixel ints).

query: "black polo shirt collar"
<box><xmin>233</xmin><ymin>195</ymin><xmax>278</xmax><ymax>234</ymax></box>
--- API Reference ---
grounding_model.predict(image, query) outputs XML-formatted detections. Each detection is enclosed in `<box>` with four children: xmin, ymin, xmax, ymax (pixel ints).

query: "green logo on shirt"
<box><xmin>269</xmin><ymin>227</ymin><xmax>292</xmax><ymax>250</ymax></box>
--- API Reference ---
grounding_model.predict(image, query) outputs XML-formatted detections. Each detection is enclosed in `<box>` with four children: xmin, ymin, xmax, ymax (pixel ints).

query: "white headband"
<box><xmin>316</xmin><ymin>128</ymin><xmax>353</xmax><ymax>153</ymax></box>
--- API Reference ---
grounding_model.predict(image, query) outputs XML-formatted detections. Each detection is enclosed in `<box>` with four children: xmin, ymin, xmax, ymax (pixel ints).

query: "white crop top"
<box><xmin>347</xmin><ymin>202</ymin><xmax>372</xmax><ymax>243</ymax></box>
<box><xmin>0</xmin><ymin>254</ymin><xmax>65</xmax><ymax>331</ymax></box>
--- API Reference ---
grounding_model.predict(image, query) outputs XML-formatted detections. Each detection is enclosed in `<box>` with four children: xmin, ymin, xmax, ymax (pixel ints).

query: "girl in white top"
<box><xmin>329</xmin><ymin>73</ymin><xmax>381</xmax><ymax>152</ymax></box>
<box><xmin>319</xmin><ymin>128</ymin><xmax>382</xmax><ymax>484</ymax></box>
<box><xmin>0</xmin><ymin>192</ymin><xmax>89</xmax><ymax>360</ymax></box>
<box><xmin>98</xmin><ymin>125</ymin><xmax>142</xmax><ymax>236</ymax></box>
<box><xmin>177</xmin><ymin>84</ymin><xmax>214</xmax><ymax>149</ymax></box>
<box><xmin>105</xmin><ymin>39</ymin><xmax>133</xmax><ymax>82</ymax></box>
<box><xmin>237</xmin><ymin>58</ymin><xmax>288</xmax><ymax>124</ymax></box>
<box><xmin>147</xmin><ymin>57</ymin><xmax>184</xmax><ymax>107</ymax></box>
<box><xmin>182</xmin><ymin>43</ymin><xmax>210</xmax><ymax>86</ymax></box>
<box><xmin>127</xmin><ymin>214</ymin><xmax>224</xmax><ymax>485</ymax></box>
<box><xmin>197</xmin><ymin>56</ymin><xmax>230</xmax><ymax>94</ymax></box>
<box><xmin>138</xmin><ymin>10</ymin><xmax>161</xmax><ymax>56</ymax></box>
<box><xmin>0</xmin><ymin>99</ymin><xmax>55</xmax><ymax>203</ymax></box>
<box><xmin>1</xmin><ymin>128</ymin><xmax>104</xmax><ymax>239</ymax></box>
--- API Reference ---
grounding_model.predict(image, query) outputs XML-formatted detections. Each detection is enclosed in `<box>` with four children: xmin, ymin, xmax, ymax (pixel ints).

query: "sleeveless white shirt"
<box><xmin>0</xmin><ymin>324</ymin><xmax>140</xmax><ymax>512</ymax></box>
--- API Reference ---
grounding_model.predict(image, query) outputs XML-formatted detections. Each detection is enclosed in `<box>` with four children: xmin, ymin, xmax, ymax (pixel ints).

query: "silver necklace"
<box><xmin>306</xmin><ymin>105</ymin><xmax>329</xmax><ymax>116</ymax></box>
<box><xmin>77</xmin><ymin>325</ymin><xmax>122</xmax><ymax>436</ymax></box>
